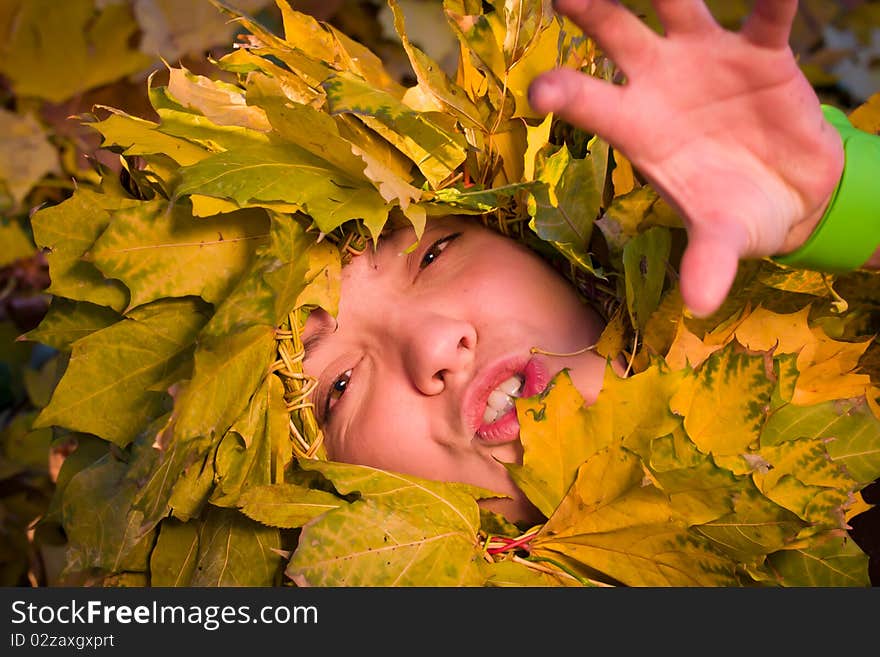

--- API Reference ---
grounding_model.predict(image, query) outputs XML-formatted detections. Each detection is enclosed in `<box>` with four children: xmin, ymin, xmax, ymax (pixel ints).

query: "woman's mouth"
<box><xmin>481</xmin><ymin>375</ymin><xmax>524</xmax><ymax>424</ymax></box>
<box><xmin>472</xmin><ymin>359</ymin><xmax>548</xmax><ymax>444</ymax></box>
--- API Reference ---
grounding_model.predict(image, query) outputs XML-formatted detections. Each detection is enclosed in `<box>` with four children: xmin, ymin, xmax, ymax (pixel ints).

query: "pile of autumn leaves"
<box><xmin>285</xmin><ymin>281</ymin><xmax>880</xmax><ymax>586</ymax></box>
<box><xmin>23</xmin><ymin>0</ymin><xmax>880</xmax><ymax>586</ymax></box>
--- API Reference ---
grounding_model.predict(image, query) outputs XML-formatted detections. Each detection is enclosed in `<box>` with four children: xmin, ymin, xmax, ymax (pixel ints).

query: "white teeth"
<box><xmin>497</xmin><ymin>375</ymin><xmax>524</xmax><ymax>396</ymax></box>
<box><xmin>481</xmin><ymin>375</ymin><xmax>524</xmax><ymax>425</ymax></box>
<box><xmin>487</xmin><ymin>389</ymin><xmax>512</xmax><ymax>409</ymax></box>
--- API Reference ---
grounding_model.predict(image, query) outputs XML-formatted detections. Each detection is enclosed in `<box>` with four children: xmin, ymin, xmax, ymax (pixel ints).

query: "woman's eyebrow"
<box><xmin>302</xmin><ymin>315</ymin><xmax>338</xmax><ymax>359</ymax></box>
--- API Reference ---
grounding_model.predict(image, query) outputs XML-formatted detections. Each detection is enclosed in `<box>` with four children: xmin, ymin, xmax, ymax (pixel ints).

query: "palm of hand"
<box><xmin>530</xmin><ymin>0</ymin><xmax>844</xmax><ymax>316</ymax></box>
<box><xmin>618</xmin><ymin>29</ymin><xmax>840</xmax><ymax>255</ymax></box>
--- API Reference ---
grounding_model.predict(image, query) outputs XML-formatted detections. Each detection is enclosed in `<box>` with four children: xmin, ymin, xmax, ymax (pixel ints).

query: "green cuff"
<box><xmin>773</xmin><ymin>105</ymin><xmax>880</xmax><ymax>273</ymax></box>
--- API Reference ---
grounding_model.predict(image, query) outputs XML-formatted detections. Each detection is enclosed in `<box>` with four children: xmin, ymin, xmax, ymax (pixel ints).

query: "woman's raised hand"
<box><xmin>528</xmin><ymin>0</ymin><xmax>844</xmax><ymax>317</ymax></box>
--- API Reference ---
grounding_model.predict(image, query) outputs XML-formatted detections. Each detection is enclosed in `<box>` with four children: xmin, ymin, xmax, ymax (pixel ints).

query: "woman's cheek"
<box><xmin>339</xmin><ymin>391</ymin><xmax>422</xmax><ymax>469</ymax></box>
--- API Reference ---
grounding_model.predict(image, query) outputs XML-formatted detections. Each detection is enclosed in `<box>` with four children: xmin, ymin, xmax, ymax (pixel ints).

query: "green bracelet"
<box><xmin>773</xmin><ymin>104</ymin><xmax>880</xmax><ymax>273</ymax></box>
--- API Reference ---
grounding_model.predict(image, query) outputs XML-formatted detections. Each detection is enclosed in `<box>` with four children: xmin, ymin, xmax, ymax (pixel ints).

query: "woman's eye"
<box><xmin>419</xmin><ymin>233</ymin><xmax>461</xmax><ymax>270</ymax></box>
<box><xmin>325</xmin><ymin>369</ymin><xmax>352</xmax><ymax>416</ymax></box>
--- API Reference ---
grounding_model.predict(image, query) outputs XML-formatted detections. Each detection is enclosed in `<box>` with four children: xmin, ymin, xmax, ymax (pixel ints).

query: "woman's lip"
<box><xmin>464</xmin><ymin>357</ymin><xmax>549</xmax><ymax>445</ymax></box>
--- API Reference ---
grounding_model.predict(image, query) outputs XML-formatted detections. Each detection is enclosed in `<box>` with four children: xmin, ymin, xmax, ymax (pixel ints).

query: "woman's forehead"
<box><xmin>378</xmin><ymin>214</ymin><xmax>473</xmax><ymax>251</ymax></box>
<box><xmin>338</xmin><ymin>215</ymin><xmax>477</xmax><ymax>273</ymax></box>
<box><xmin>303</xmin><ymin>215</ymin><xmax>484</xmax><ymax>359</ymax></box>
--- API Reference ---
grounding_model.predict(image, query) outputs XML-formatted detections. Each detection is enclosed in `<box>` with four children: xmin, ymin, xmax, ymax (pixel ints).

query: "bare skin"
<box><xmin>302</xmin><ymin>0</ymin><xmax>879</xmax><ymax>522</ymax></box>
<box><xmin>303</xmin><ymin>217</ymin><xmax>609</xmax><ymax>522</ymax></box>
<box><xmin>528</xmin><ymin>0</ymin><xmax>869</xmax><ymax>317</ymax></box>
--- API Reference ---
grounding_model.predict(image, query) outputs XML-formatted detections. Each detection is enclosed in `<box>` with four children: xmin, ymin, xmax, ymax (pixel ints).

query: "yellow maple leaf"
<box><xmin>665</xmin><ymin>320</ymin><xmax>723</xmax><ymax>370</ymax></box>
<box><xmin>733</xmin><ymin>306</ymin><xmax>815</xmax><ymax>354</ymax></box>
<box><xmin>794</xmin><ymin>327</ymin><xmax>873</xmax><ymax>405</ymax></box>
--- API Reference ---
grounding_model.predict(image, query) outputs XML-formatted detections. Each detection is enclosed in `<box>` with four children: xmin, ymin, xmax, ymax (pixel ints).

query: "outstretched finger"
<box><xmin>678</xmin><ymin>224</ymin><xmax>748</xmax><ymax>318</ymax></box>
<box><xmin>741</xmin><ymin>0</ymin><xmax>798</xmax><ymax>48</ymax></box>
<box><xmin>651</xmin><ymin>0</ymin><xmax>718</xmax><ymax>36</ymax></box>
<box><xmin>553</xmin><ymin>0</ymin><xmax>659</xmax><ymax>74</ymax></box>
<box><xmin>528</xmin><ymin>68</ymin><xmax>627</xmax><ymax>147</ymax></box>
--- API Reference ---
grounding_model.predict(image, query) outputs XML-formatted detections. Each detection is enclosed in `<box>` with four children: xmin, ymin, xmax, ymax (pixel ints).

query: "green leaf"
<box><xmin>166</xmin><ymin>65</ymin><xmax>272</xmax><ymax>133</ymax></box>
<box><xmin>153</xmin><ymin>103</ymin><xmax>272</xmax><ymax>153</ymax></box>
<box><xmin>762</xmin><ymin>397</ymin><xmax>880</xmax><ymax>485</ymax></box>
<box><xmin>172</xmin><ymin>325</ymin><xmax>276</xmax><ymax>445</ymax></box>
<box><xmin>44</xmin><ymin>433</ymin><xmax>110</xmax><ymax>524</ymax></box>
<box><xmin>432</xmin><ymin>182</ymin><xmax>536</xmax><ymax>212</ymax></box>
<box><xmin>647</xmin><ymin>427</ymin><xmax>742</xmax><ymax>525</ymax></box>
<box><xmin>388</xmin><ymin>0</ymin><xmax>486</xmax><ymax>130</ymax></box>
<box><xmin>756</xmin><ymin>262</ymin><xmax>832</xmax><ymax>297</ymax></box>
<box><xmin>528</xmin><ymin>140</ymin><xmax>607</xmax><ymax>249</ymax></box>
<box><xmin>238</xmin><ymin>483</ymin><xmax>343</xmax><ymax>528</ymax></box>
<box><xmin>596</xmin><ymin>186</ymin><xmax>681</xmax><ymax>264</ymax></box>
<box><xmin>167</xmin><ymin>444</ymin><xmax>217</xmax><ymax>522</ymax></box>
<box><xmin>298</xmin><ymin>459</ymin><xmax>496</xmax><ymax>514</ymax></box>
<box><xmin>60</xmin><ymin>453</ymin><xmax>154</xmax><ymax>576</ymax></box>
<box><xmin>210</xmin><ymin>375</ymin><xmax>291</xmax><ymax>507</ymax></box>
<box><xmin>22</xmin><ymin>352</ymin><xmax>67</xmax><ymax>409</ymax></box>
<box><xmin>129</xmin><ymin>426</ymin><xmax>194</xmax><ymax>528</ymax></box>
<box><xmin>246</xmin><ymin>74</ymin><xmax>371</xmax><ymax>179</ymax></box>
<box><xmin>23</xmin><ymin>298</ymin><xmax>122</xmax><ymax>352</ymax></box>
<box><xmin>482</xmin><ymin>559</ymin><xmax>579</xmax><ymax>587</ymax></box>
<box><xmin>766</xmin><ymin>534</ymin><xmax>869</xmax><ymax>587</ymax></box>
<box><xmin>751</xmin><ymin>437</ymin><xmax>857</xmax><ymax>526</ymax></box>
<box><xmin>622</xmin><ymin>226</ymin><xmax>672</xmax><ymax>330</ymax></box>
<box><xmin>190</xmin><ymin>506</ymin><xmax>280</xmax><ymax>587</ymax></box>
<box><xmin>30</xmin><ymin>188</ymin><xmax>136</xmax><ymax>312</ymax></box>
<box><xmin>203</xmin><ymin>215</ymin><xmax>332</xmax><ymax>336</ymax></box>
<box><xmin>173</xmin><ymin>144</ymin><xmax>389</xmax><ymax>234</ymax></box>
<box><xmin>33</xmin><ymin>298</ymin><xmax>209</xmax><ymax>447</ymax></box>
<box><xmin>89</xmin><ymin>200</ymin><xmax>270</xmax><ymax>310</ymax></box>
<box><xmin>263</xmin><ymin>215</ymin><xmax>332</xmax><ymax>321</ymax></box>
<box><xmin>202</xmin><ymin>258</ymin><xmax>276</xmax><ymax>337</ymax></box>
<box><xmin>276</xmin><ymin>0</ymin><xmax>404</xmax><ymax>96</ymax></box>
<box><xmin>286</xmin><ymin>461</ymin><xmax>491</xmax><ymax>585</ymax></box>
<box><xmin>87</xmin><ymin>109</ymin><xmax>210</xmax><ymax>167</ymax></box>
<box><xmin>286</xmin><ymin>497</ymin><xmax>485</xmax><ymax>586</ymax></box>
<box><xmin>692</xmin><ymin>485</ymin><xmax>807</xmax><ymax>564</ymax></box>
<box><xmin>148</xmin><ymin>519</ymin><xmax>199</xmax><ymax>587</ymax></box>
<box><xmin>323</xmin><ymin>71</ymin><xmax>468</xmax><ymax>188</ymax></box>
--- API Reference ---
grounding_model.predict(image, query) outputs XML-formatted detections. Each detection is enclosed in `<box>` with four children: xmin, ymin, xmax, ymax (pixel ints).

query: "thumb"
<box><xmin>678</xmin><ymin>225</ymin><xmax>747</xmax><ymax>318</ymax></box>
<box><xmin>528</xmin><ymin>69</ymin><xmax>624</xmax><ymax>145</ymax></box>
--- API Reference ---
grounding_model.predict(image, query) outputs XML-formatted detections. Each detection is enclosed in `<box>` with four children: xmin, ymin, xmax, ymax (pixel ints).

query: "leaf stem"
<box><xmin>517</xmin><ymin>555</ymin><xmax>611</xmax><ymax>587</ymax></box>
<box><xmin>822</xmin><ymin>273</ymin><xmax>848</xmax><ymax>314</ymax></box>
<box><xmin>530</xmin><ymin>343</ymin><xmax>597</xmax><ymax>358</ymax></box>
<box><xmin>623</xmin><ymin>328</ymin><xmax>639</xmax><ymax>377</ymax></box>
<box><xmin>484</xmin><ymin>526</ymin><xmax>541</xmax><ymax>555</ymax></box>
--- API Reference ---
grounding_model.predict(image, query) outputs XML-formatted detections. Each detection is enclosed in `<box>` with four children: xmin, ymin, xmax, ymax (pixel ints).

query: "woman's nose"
<box><xmin>403</xmin><ymin>314</ymin><xmax>477</xmax><ymax>395</ymax></box>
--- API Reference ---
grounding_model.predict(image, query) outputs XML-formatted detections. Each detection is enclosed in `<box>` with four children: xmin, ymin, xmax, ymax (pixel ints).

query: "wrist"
<box><xmin>773</xmin><ymin>105</ymin><xmax>880</xmax><ymax>272</ymax></box>
<box><xmin>779</xmin><ymin>195</ymin><xmax>834</xmax><ymax>255</ymax></box>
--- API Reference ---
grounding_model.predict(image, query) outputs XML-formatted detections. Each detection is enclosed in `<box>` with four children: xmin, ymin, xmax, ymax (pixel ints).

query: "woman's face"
<box><xmin>302</xmin><ymin>216</ymin><xmax>608</xmax><ymax>522</ymax></box>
